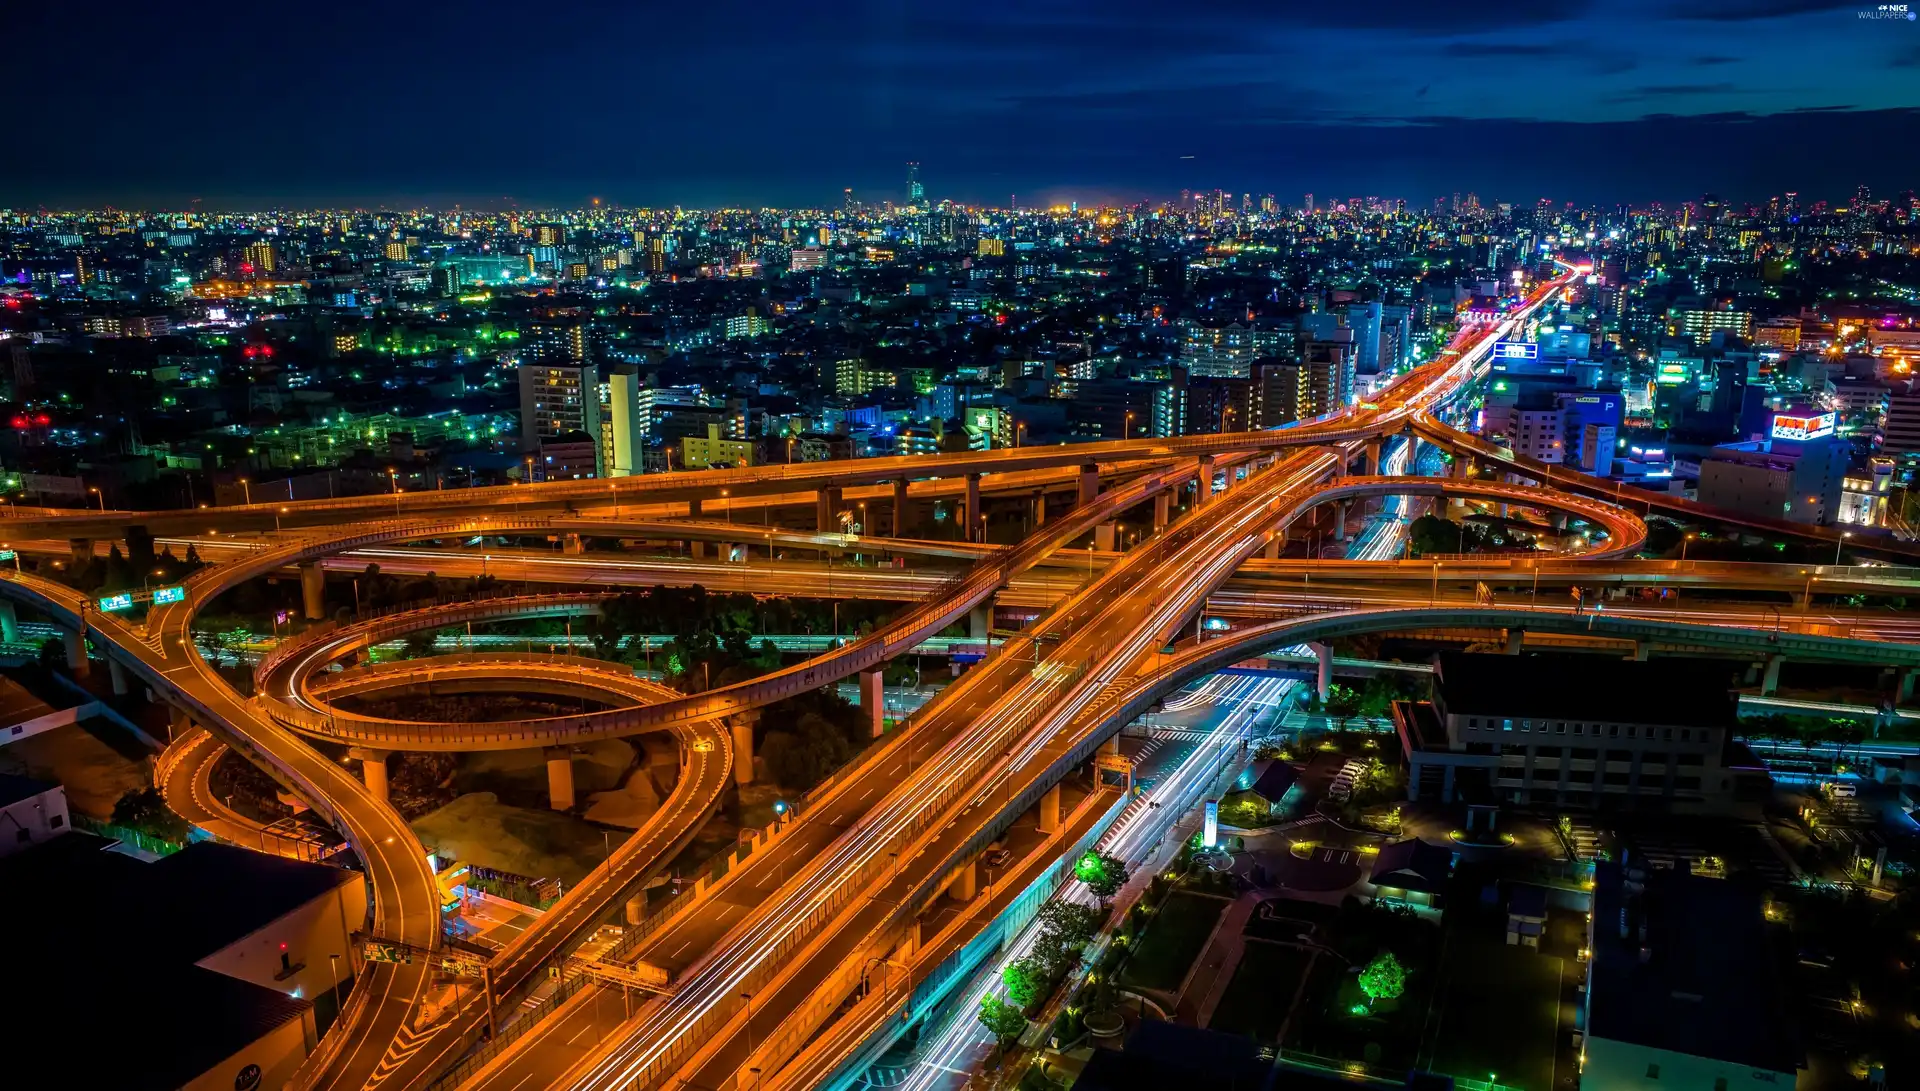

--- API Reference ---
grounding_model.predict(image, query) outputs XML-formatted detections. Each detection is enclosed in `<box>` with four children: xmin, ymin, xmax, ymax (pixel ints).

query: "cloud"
<box><xmin>1440</xmin><ymin>41</ymin><xmax>1560</xmax><ymax>56</ymax></box>
<box><xmin>1893</xmin><ymin>43</ymin><xmax>1920</xmax><ymax>67</ymax></box>
<box><xmin>1633</xmin><ymin>82</ymin><xmax>1741</xmax><ymax>95</ymax></box>
<box><xmin>1692</xmin><ymin>55</ymin><xmax>1741</xmax><ymax>65</ymax></box>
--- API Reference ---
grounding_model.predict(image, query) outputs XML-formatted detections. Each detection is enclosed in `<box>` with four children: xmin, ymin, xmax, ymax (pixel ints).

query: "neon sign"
<box><xmin>1771</xmin><ymin>411</ymin><xmax>1835</xmax><ymax>442</ymax></box>
<box><xmin>1492</xmin><ymin>341</ymin><xmax>1538</xmax><ymax>361</ymax></box>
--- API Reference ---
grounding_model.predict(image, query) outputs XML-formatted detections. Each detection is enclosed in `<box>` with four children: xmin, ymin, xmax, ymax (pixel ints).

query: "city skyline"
<box><xmin>8</xmin><ymin>0</ymin><xmax>1918</xmax><ymax>209</ymax></box>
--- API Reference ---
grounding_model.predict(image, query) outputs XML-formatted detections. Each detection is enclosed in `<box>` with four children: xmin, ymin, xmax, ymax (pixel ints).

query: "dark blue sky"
<box><xmin>10</xmin><ymin>0</ymin><xmax>1917</xmax><ymax>210</ymax></box>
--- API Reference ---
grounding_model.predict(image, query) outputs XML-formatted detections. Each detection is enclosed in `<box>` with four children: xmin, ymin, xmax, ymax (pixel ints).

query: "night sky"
<box><xmin>10</xmin><ymin>0</ymin><xmax>1917</xmax><ymax>210</ymax></box>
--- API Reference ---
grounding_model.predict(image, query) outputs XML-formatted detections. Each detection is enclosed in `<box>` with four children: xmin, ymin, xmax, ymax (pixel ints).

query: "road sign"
<box><xmin>0</xmin><ymin>550</ymin><xmax>15</xmax><ymax>562</ymax></box>
<box><xmin>151</xmin><ymin>585</ymin><xmax>185</xmax><ymax>605</ymax></box>
<box><xmin>97</xmin><ymin>592</ymin><xmax>134</xmax><ymax>613</ymax></box>
<box><xmin>438</xmin><ymin>955</ymin><xmax>485</xmax><ymax>979</ymax></box>
<box><xmin>363</xmin><ymin>941</ymin><xmax>411</xmax><ymax>964</ymax></box>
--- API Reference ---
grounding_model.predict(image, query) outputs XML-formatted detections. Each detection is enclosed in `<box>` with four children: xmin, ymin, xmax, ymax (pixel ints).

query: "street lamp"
<box><xmin>1681</xmin><ymin>532</ymin><xmax>1695</xmax><ymax>563</ymax></box>
<box><xmin>1834</xmin><ymin>530</ymin><xmax>1851</xmax><ymax>566</ymax></box>
<box><xmin>238</xmin><ymin>478</ymin><xmax>252</xmax><ymax>506</ymax></box>
<box><xmin>88</xmin><ymin>486</ymin><xmax>104</xmax><ymax>512</ymax></box>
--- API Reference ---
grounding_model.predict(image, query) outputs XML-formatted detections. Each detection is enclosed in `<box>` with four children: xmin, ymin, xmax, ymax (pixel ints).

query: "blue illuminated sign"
<box><xmin>152</xmin><ymin>586</ymin><xmax>185</xmax><ymax>605</ymax></box>
<box><xmin>1491</xmin><ymin>341</ymin><xmax>1538</xmax><ymax>361</ymax></box>
<box><xmin>97</xmin><ymin>593</ymin><xmax>134</xmax><ymax>613</ymax></box>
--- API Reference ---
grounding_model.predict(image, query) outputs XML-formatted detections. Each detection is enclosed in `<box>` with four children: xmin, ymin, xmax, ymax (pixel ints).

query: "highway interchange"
<box><xmin>7</xmin><ymin>262</ymin><xmax>1919</xmax><ymax>1091</ymax></box>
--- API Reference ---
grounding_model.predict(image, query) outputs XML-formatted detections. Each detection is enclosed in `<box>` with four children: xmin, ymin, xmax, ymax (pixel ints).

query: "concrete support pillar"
<box><xmin>1631</xmin><ymin>641</ymin><xmax>1652</xmax><ymax>662</ymax></box>
<box><xmin>860</xmin><ymin>669</ymin><xmax>885</xmax><ymax>738</ymax></box>
<box><xmin>1762</xmin><ymin>654</ymin><xmax>1785</xmax><ymax>696</ymax></box>
<box><xmin>68</xmin><ymin>538</ymin><xmax>93</xmax><ymax>567</ymax></box>
<box><xmin>946</xmin><ymin>859</ymin><xmax>978</xmax><ymax>902</ymax></box>
<box><xmin>1037</xmin><ymin>783</ymin><xmax>1061</xmax><ymax>835</ymax></box>
<box><xmin>816</xmin><ymin>486</ymin><xmax>842</xmax><ymax>532</ymax></box>
<box><xmin>1264</xmin><ymin>535</ymin><xmax>1282</xmax><ymax>560</ymax></box>
<box><xmin>350</xmin><ymin>748</ymin><xmax>390</xmax><ymax>802</ymax></box>
<box><xmin>730</xmin><ymin>717</ymin><xmax>755</xmax><ymax>786</ymax></box>
<box><xmin>968</xmin><ymin>605</ymin><xmax>991</xmax><ymax>640</ymax></box>
<box><xmin>107</xmin><ymin>657</ymin><xmax>129</xmax><ymax>696</ymax></box>
<box><xmin>625</xmin><ymin>894</ymin><xmax>646</xmax><ymax>925</ymax></box>
<box><xmin>563</xmin><ymin>533</ymin><xmax>584</xmax><ymax>555</ymax></box>
<box><xmin>1095</xmin><ymin>523</ymin><xmax>1117</xmax><ymax>552</ymax></box>
<box><xmin>1196</xmin><ymin>456</ymin><xmax>1216</xmax><ymax>505</ymax></box>
<box><xmin>1337</xmin><ymin>500</ymin><xmax>1351</xmax><ymax>542</ymax></box>
<box><xmin>1077</xmin><ymin>463</ymin><xmax>1099</xmax><ymax>508</ymax></box>
<box><xmin>0</xmin><ymin>600</ymin><xmax>17</xmax><ymax>644</ymax></box>
<box><xmin>1363</xmin><ymin>440</ymin><xmax>1381</xmax><ymax>476</ymax></box>
<box><xmin>299</xmin><ymin>561</ymin><xmax>326</xmax><ymax>621</ymax></box>
<box><xmin>167</xmin><ymin>705</ymin><xmax>191</xmax><ymax>741</ymax></box>
<box><xmin>1311</xmin><ymin>641</ymin><xmax>1332</xmax><ymax>702</ymax></box>
<box><xmin>892</xmin><ymin>479</ymin><xmax>910</xmax><ymax>538</ymax></box>
<box><xmin>62</xmin><ymin>628</ymin><xmax>89</xmax><ymax>677</ymax></box>
<box><xmin>545</xmin><ymin>747</ymin><xmax>576</xmax><ymax>810</ymax></box>
<box><xmin>690</xmin><ymin>540</ymin><xmax>707</xmax><ymax>560</ymax></box>
<box><xmin>687</xmin><ymin>497</ymin><xmax>702</xmax><ymax>518</ymax></box>
<box><xmin>1153</xmin><ymin>491</ymin><xmax>1171</xmax><ymax>531</ymax></box>
<box><xmin>1900</xmin><ymin>667</ymin><xmax>1918</xmax><ymax>704</ymax></box>
<box><xmin>965</xmin><ymin>473</ymin><xmax>982</xmax><ymax>543</ymax></box>
<box><xmin>1030</xmin><ymin>492</ymin><xmax>1047</xmax><ymax>529</ymax></box>
<box><xmin>1504</xmin><ymin>629</ymin><xmax>1525</xmax><ymax>655</ymax></box>
<box><xmin>1100</xmin><ymin>735</ymin><xmax>1121</xmax><ymax>757</ymax></box>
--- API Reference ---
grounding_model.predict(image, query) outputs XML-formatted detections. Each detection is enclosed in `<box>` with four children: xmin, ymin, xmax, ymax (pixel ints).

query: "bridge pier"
<box><xmin>107</xmin><ymin>658</ymin><xmax>129</xmax><ymax>696</ymax></box>
<box><xmin>815</xmin><ymin>486</ymin><xmax>842</xmax><ymax>533</ymax></box>
<box><xmin>350</xmin><ymin>748</ymin><xmax>391</xmax><ymax>802</ymax></box>
<box><xmin>1311</xmin><ymin>641</ymin><xmax>1332</xmax><ymax>702</ymax></box>
<box><xmin>62</xmin><ymin>627</ymin><xmax>89</xmax><ymax>678</ymax></box>
<box><xmin>1100</xmin><ymin>735</ymin><xmax>1120</xmax><ymax>757</ymax></box>
<box><xmin>1337</xmin><ymin>500</ymin><xmax>1351</xmax><ymax>542</ymax></box>
<box><xmin>563</xmin><ymin>533</ymin><xmax>584</xmax><ymax>555</ymax></box>
<box><xmin>968</xmin><ymin>605</ymin><xmax>991</xmax><ymax>641</ymax></box>
<box><xmin>1153</xmin><ymin>491</ymin><xmax>1171</xmax><ymax>531</ymax></box>
<box><xmin>687</xmin><ymin>497</ymin><xmax>702</xmax><ymax>518</ymax></box>
<box><xmin>1029</xmin><ymin>492</ymin><xmax>1047</xmax><ymax>530</ymax></box>
<box><xmin>1037</xmin><ymin>783</ymin><xmax>1061</xmax><ymax>834</ymax></box>
<box><xmin>0</xmin><ymin>600</ymin><xmax>16</xmax><ymax>643</ymax></box>
<box><xmin>299</xmin><ymin>561</ymin><xmax>326</xmax><ymax>620</ymax></box>
<box><xmin>545</xmin><ymin>747</ymin><xmax>576</xmax><ymax>810</ymax></box>
<box><xmin>860</xmin><ymin>669</ymin><xmax>885</xmax><ymax>738</ymax></box>
<box><xmin>965</xmin><ymin>473</ymin><xmax>982</xmax><ymax>543</ymax></box>
<box><xmin>1096</xmin><ymin>523</ymin><xmax>1117</xmax><ymax>552</ymax></box>
<box><xmin>1761</xmin><ymin>654</ymin><xmax>1785</xmax><ymax>696</ymax></box>
<box><xmin>730</xmin><ymin>713</ymin><xmax>757</xmax><ymax>785</ymax></box>
<box><xmin>946</xmin><ymin>858</ymin><xmax>978</xmax><ymax>902</ymax></box>
<box><xmin>68</xmin><ymin>538</ymin><xmax>93</xmax><ymax>568</ymax></box>
<box><xmin>1504</xmin><ymin>629</ymin><xmax>1525</xmax><ymax>655</ymax></box>
<box><xmin>1630</xmin><ymin>641</ymin><xmax>1652</xmax><ymax>662</ymax></box>
<box><xmin>1264</xmin><ymin>535</ymin><xmax>1281</xmax><ymax>561</ymax></box>
<box><xmin>690</xmin><ymin>540</ymin><xmax>707</xmax><ymax>560</ymax></box>
<box><xmin>1362</xmin><ymin>439</ymin><xmax>1381</xmax><ymax>476</ymax></box>
<box><xmin>1901</xmin><ymin>667</ymin><xmax>1919</xmax><ymax>704</ymax></box>
<box><xmin>1077</xmin><ymin>463</ymin><xmax>1099</xmax><ymax>508</ymax></box>
<box><xmin>892</xmin><ymin>478</ymin><xmax>911</xmax><ymax>537</ymax></box>
<box><xmin>1196</xmin><ymin>456</ymin><xmax>1216</xmax><ymax>506</ymax></box>
<box><xmin>625</xmin><ymin>893</ymin><xmax>647</xmax><ymax>925</ymax></box>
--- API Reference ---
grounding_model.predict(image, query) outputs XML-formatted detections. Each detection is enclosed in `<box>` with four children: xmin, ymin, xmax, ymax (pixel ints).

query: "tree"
<box><xmin>1358</xmin><ymin>951</ymin><xmax>1406</xmax><ymax>1005</ymax></box>
<box><xmin>1032</xmin><ymin>901</ymin><xmax>1102</xmax><ymax>977</ymax></box>
<box><xmin>976</xmin><ymin>994</ymin><xmax>1028</xmax><ymax>1048</ymax></box>
<box><xmin>1074</xmin><ymin>849</ymin><xmax>1128</xmax><ymax>902</ymax></box>
<box><xmin>1002</xmin><ymin>956</ymin><xmax>1048</xmax><ymax>1010</ymax></box>
<box><xmin>112</xmin><ymin>786</ymin><xmax>190</xmax><ymax>842</ymax></box>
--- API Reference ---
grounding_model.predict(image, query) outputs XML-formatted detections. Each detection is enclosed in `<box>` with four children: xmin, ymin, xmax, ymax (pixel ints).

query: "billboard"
<box><xmin>1491</xmin><ymin>341</ymin><xmax>1538</xmax><ymax>361</ymax></box>
<box><xmin>1771</xmin><ymin>411</ymin><xmax>1836</xmax><ymax>442</ymax></box>
<box><xmin>1655</xmin><ymin>362</ymin><xmax>1691</xmax><ymax>385</ymax></box>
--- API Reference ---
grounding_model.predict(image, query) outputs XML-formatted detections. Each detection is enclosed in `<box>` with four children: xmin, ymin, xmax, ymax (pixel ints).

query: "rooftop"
<box><xmin>1433</xmin><ymin>652</ymin><xmax>1739</xmax><ymax>729</ymax></box>
<box><xmin>0</xmin><ymin>771</ymin><xmax>60</xmax><ymax>809</ymax></box>
<box><xmin>1586</xmin><ymin>860</ymin><xmax>1801</xmax><ymax>1075</ymax></box>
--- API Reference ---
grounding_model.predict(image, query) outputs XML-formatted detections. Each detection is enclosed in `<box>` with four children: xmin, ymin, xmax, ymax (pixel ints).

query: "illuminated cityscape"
<box><xmin>2</xmin><ymin>5</ymin><xmax>1919</xmax><ymax>1091</ymax></box>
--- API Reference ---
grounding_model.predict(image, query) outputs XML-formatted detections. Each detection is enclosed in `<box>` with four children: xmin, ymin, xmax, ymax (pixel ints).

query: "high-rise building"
<box><xmin>1302</xmin><ymin>193</ymin><xmax>1314</xmax><ymax>213</ymax></box>
<box><xmin>605</xmin><ymin>369</ymin><xmax>642</xmax><ymax>477</ymax></box>
<box><xmin>526</xmin><ymin>321</ymin><xmax>587</xmax><ymax>362</ymax></box>
<box><xmin>906</xmin><ymin>162</ymin><xmax>927</xmax><ymax>208</ymax></box>
<box><xmin>242</xmin><ymin>242</ymin><xmax>276</xmax><ymax>273</ymax></box>
<box><xmin>533</xmin><ymin>224</ymin><xmax>562</xmax><ymax>247</ymax></box>
<box><xmin>517</xmin><ymin>361</ymin><xmax>600</xmax><ymax>455</ymax></box>
<box><xmin>1180</xmin><ymin>320</ymin><xmax>1281</xmax><ymax>379</ymax></box>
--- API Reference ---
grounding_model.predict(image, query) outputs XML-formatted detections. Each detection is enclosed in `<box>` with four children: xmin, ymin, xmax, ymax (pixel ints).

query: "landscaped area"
<box><xmin>1117</xmin><ymin>890</ymin><xmax>1228</xmax><ymax>992</ymax></box>
<box><xmin>1207</xmin><ymin>939</ymin><xmax>1314</xmax><ymax>1040</ymax></box>
<box><xmin>1422</xmin><ymin>936</ymin><xmax>1563</xmax><ymax>1091</ymax></box>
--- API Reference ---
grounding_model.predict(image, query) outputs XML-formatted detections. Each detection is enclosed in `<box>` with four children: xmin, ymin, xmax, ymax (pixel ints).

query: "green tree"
<box><xmin>1074</xmin><ymin>849</ymin><xmax>1128</xmax><ymax>903</ymax></box>
<box><xmin>1032</xmin><ymin>901</ymin><xmax>1102</xmax><ymax>977</ymax></box>
<box><xmin>1358</xmin><ymin>951</ymin><xmax>1406</xmax><ymax>1005</ymax></box>
<box><xmin>976</xmin><ymin>994</ymin><xmax>1027</xmax><ymax>1048</ymax></box>
<box><xmin>112</xmin><ymin>786</ymin><xmax>190</xmax><ymax>842</ymax></box>
<box><xmin>1002</xmin><ymin>956</ymin><xmax>1048</xmax><ymax>1010</ymax></box>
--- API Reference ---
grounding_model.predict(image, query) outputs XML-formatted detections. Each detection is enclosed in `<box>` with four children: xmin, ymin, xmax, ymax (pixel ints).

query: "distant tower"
<box><xmin>906</xmin><ymin>162</ymin><xmax>927</xmax><ymax>208</ymax></box>
<box><xmin>843</xmin><ymin>187</ymin><xmax>856</xmax><ymax>214</ymax></box>
<box><xmin>1303</xmin><ymin>193</ymin><xmax>1314</xmax><ymax>213</ymax></box>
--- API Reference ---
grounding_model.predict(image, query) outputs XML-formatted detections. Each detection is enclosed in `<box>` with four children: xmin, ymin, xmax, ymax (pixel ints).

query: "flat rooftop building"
<box><xmin>1391</xmin><ymin>652</ymin><xmax>1767</xmax><ymax>813</ymax></box>
<box><xmin>1583</xmin><ymin>860</ymin><xmax>1802</xmax><ymax>1088</ymax></box>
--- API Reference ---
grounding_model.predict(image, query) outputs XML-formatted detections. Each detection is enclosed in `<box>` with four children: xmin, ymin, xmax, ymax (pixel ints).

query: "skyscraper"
<box><xmin>518</xmin><ymin>361</ymin><xmax>600</xmax><ymax>453</ymax></box>
<box><xmin>906</xmin><ymin>162</ymin><xmax>926</xmax><ymax>208</ymax></box>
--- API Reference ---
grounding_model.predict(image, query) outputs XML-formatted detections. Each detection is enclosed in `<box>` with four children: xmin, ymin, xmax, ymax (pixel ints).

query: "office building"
<box><xmin>1392</xmin><ymin>653</ymin><xmax>1763</xmax><ymax>813</ymax></box>
<box><xmin>680</xmin><ymin>422</ymin><xmax>756</xmax><ymax>469</ymax></box>
<box><xmin>0</xmin><ymin>774</ymin><xmax>69</xmax><ymax>856</ymax></box>
<box><xmin>1583</xmin><ymin>861</ymin><xmax>1803</xmax><ymax>1090</ymax></box>
<box><xmin>1697</xmin><ymin>410</ymin><xmax>1847</xmax><ymax>525</ymax></box>
<box><xmin>1669</xmin><ymin>306</ymin><xmax>1754</xmax><ymax>343</ymax></box>
<box><xmin>525</xmin><ymin>320</ymin><xmax>587</xmax><ymax>363</ymax></box>
<box><xmin>1180</xmin><ymin>320</ymin><xmax>1280</xmax><ymax>380</ymax></box>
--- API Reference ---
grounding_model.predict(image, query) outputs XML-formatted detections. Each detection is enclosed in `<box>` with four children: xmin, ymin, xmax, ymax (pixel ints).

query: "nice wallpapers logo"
<box><xmin>1857</xmin><ymin>3</ymin><xmax>1916</xmax><ymax>18</ymax></box>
